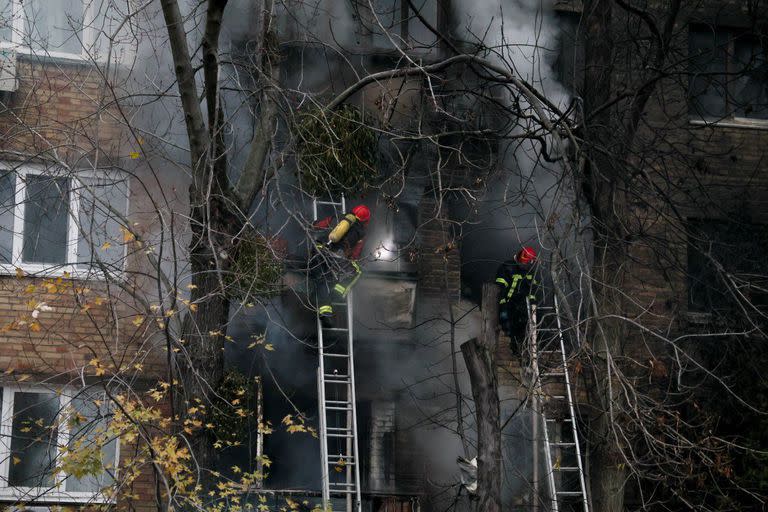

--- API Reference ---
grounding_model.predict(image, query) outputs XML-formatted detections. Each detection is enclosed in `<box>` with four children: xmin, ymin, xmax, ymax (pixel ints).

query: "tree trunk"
<box><xmin>175</xmin><ymin>190</ymin><xmax>239</xmax><ymax>477</ymax></box>
<box><xmin>461</xmin><ymin>284</ymin><xmax>501</xmax><ymax>512</ymax></box>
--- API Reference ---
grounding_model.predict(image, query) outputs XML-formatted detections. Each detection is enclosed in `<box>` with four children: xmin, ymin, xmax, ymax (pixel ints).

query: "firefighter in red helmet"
<box><xmin>312</xmin><ymin>205</ymin><xmax>371</xmax><ymax>318</ymax></box>
<box><xmin>495</xmin><ymin>246</ymin><xmax>539</xmax><ymax>355</ymax></box>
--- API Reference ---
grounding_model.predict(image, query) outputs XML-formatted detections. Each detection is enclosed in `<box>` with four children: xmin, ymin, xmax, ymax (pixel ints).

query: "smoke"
<box><xmin>117</xmin><ymin>0</ymin><xmax>580</xmax><ymax>507</ymax></box>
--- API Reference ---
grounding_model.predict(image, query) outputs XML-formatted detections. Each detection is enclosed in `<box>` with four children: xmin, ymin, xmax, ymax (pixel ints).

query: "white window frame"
<box><xmin>0</xmin><ymin>0</ymin><xmax>97</xmax><ymax>61</ymax></box>
<box><xmin>0</xmin><ymin>384</ymin><xmax>119</xmax><ymax>504</ymax></box>
<box><xmin>0</xmin><ymin>162</ymin><xmax>129</xmax><ymax>279</ymax></box>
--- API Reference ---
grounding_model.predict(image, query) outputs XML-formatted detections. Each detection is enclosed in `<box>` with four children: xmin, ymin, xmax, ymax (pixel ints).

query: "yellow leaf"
<box><xmin>29</xmin><ymin>322</ymin><xmax>41</xmax><ymax>332</ymax></box>
<box><xmin>186</xmin><ymin>284</ymin><xmax>197</xmax><ymax>290</ymax></box>
<box><xmin>264</xmin><ymin>344</ymin><xmax>274</xmax><ymax>351</ymax></box>
<box><xmin>189</xmin><ymin>303</ymin><xmax>198</xmax><ymax>312</ymax></box>
<box><xmin>121</xmin><ymin>228</ymin><xmax>135</xmax><ymax>243</ymax></box>
<box><xmin>17</xmin><ymin>374</ymin><xmax>29</xmax><ymax>382</ymax></box>
<box><xmin>132</xmin><ymin>316</ymin><xmax>144</xmax><ymax>326</ymax></box>
<box><xmin>24</xmin><ymin>284</ymin><xmax>36</xmax><ymax>293</ymax></box>
<box><xmin>101</xmin><ymin>241</ymin><xmax>112</xmax><ymax>250</ymax></box>
<box><xmin>15</xmin><ymin>267</ymin><xmax>24</xmax><ymax>278</ymax></box>
<box><xmin>129</xmin><ymin>151</ymin><xmax>140</xmax><ymax>159</ymax></box>
<box><xmin>12</xmin><ymin>456</ymin><xmax>20</xmax><ymax>465</ymax></box>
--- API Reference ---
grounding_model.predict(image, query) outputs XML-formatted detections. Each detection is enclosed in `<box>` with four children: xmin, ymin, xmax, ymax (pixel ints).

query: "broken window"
<box><xmin>362</xmin><ymin>0</ymin><xmax>438</xmax><ymax>51</ymax></box>
<box><xmin>687</xmin><ymin>219</ymin><xmax>768</xmax><ymax>314</ymax></box>
<box><xmin>689</xmin><ymin>26</ymin><xmax>768</xmax><ymax>120</ymax></box>
<box><xmin>554</xmin><ymin>10</ymin><xmax>584</xmax><ymax>93</ymax></box>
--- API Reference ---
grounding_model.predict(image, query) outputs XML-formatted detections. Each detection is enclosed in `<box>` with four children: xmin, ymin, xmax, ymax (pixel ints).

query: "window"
<box><xmin>687</xmin><ymin>219</ymin><xmax>768</xmax><ymax>313</ymax></box>
<box><xmin>0</xmin><ymin>386</ymin><xmax>118</xmax><ymax>501</ymax></box>
<box><xmin>689</xmin><ymin>26</ymin><xmax>768</xmax><ymax>121</ymax></box>
<box><xmin>365</xmin><ymin>0</ymin><xmax>438</xmax><ymax>51</ymax></box>
<box><xmin>0</xmin><ymin>164</ymin><xmax>129</xmax><ymax>277</ymax></box>
<box><xmin>0</xmin><ymin>0</ymin><xmax>89</xmax><ymax>59</ymax></box>
<box><xmin>554</xmin><ymin>10</ymin><xmax>584</xmax><ymax>93</ymax></box>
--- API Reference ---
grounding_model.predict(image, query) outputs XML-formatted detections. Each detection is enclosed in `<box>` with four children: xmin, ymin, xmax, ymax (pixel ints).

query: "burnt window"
<box><xmin>554</xmin><ymin>10</ymin><xmax>584</xmax><ymax>93</ymax></box>
<box><xmin>689</xmin><ymin>26</ymin><xmax>768</xmax><ymax>120</ymax></box>
<box><xmin>356</xmin><ymin>0</ymin><xmax>438</xmax><ymax>51</ymax></box>
<box><xmin>687</xmin><ymin>219</ymin><xmax>768</xmax><ymax>313</ymax></box>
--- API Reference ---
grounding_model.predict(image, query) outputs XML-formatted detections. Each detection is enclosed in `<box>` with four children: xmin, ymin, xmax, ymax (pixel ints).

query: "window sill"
<box><xmin>0</xmin><ymin>263</ymin><xmax>118</xmax><ymax>281</ymax></box>
<box><xmin>0</xmin><ymin>42</ymin><xmax>89</xmax><ymax>64</ymax></box>
<box><xmin>680</xmin><ymin>310</ymin><xmax>713</xmax><ymax>325</ymax></box>
<box><xmin>0</xmin><ymin>487</ymin><xmax>114</xmax><ymax>504</ymax></box>
<box><xmin>689</xmin><ymin>117</ymin><xmax>768</xmax><ymax>131</ymax></box>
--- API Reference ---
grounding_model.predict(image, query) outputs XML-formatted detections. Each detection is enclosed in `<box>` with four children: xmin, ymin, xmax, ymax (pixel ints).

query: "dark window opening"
<box><xmin>554</xmin><ymin>10</ymin><xmax>584</xmax><ymax>93</ymax></box>
<box><xmin>687</xmin><ymin>219</ymin><xmax>768</xmax><ymax>314</ymax></box>
<box><xmin>689</xmin><ymin>25</ymin><xmax>768</xmax><ymax>120</ymax></box>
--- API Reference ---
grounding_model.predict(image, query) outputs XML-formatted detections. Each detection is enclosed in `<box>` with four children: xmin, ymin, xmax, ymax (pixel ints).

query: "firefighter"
<box><xmin>312</xmin><ymin>204</ymin><xmax>370</xmax><ymax>318</ymax></box>
<box><xmin>495</xmin><ymin>246</ymin><xmax>538</xmax><ymax>355</ymax></box>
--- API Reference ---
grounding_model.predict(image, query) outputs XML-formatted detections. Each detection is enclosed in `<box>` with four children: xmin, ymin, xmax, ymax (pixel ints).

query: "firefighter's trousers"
<box><xmin>500</xmin><ymin>301</ymin><xmax>529</xmax><ymax>355</ymax></box>
<box><xmin>313</xmin><ymin>252</ymin><xmax>362</xmax><ymax>316</ymax></box>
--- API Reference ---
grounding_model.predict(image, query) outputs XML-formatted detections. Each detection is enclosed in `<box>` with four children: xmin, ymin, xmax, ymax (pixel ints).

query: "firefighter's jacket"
<box><xmin>495</xmin><ymin>259</ymin><xmax>538</xmax><ymax>307</ymax></box>
<box><xmin>314</xmin><ymin>213</ymin><xmax>366</xmax><ymax>260</ymax></box>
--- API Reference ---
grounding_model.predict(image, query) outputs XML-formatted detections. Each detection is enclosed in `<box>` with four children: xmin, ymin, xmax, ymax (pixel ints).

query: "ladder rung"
<box><xmin>551</xmin><ymin>442</ymin><xmax>577</xmax><ymax>447</ymax></box>
<box><xmin>323</xmin><ymin>353</ymin><xmax>350</xmax><ymax>358</ymax></box>
<box><xmin>329</xmin><ymin>482</ymin><xmax>357</xmax><ymax>487</ymax></box>
<box><xmin>327</xmin><ymin>427</ymin><xmax>352</xmax><ymax>432</ymax></box>
<box><xmin>328</xmin><ymin>489</ymin><xmax>357</xmax><ymax>494</ymax></box>
<box><xmin>331</xmin><ymin>302</ymin><xmax>348</xmax><ymax>306</ymax></box>
<box><xmin>327</xmin><ymin>433</ymin><xmax>354</xmax><ymax>438</ymax></box>
<box><xmin>325</xmin><ymin>373</ymin><xmax>349</xmax><ymax>379</ymax></box>
<box><xmin>323</xmin><ymin>327</ymin><xmax>349</xmax><ymax>332</ymax></box>
<box><xmin>556</xmin><ymin>491</ymin><xmax>585</xmax><ymax>496</ymax></box>
<box><xmin>324</xmin><ymin>379</ymin><xmax>351</xmax><ymax>385</ymax></box>
<box><xmin>326</xmin><ymin>405</ymin><xmax>353</xmax><ymax>411</ymax></box>
<box><xmin>542</xmin><ymin>372</ymin><xmax>565</xmax><ymax>377</ymax></box>
<box><xmin>316</xmin><ymin>200</ymin><xmax>344</xmax><ymax>206</ymax></box>
<box><xmin>326</xmin><ymin>399</ymin><xmax>352</xmax><ymax>405</ymax></box>
<box><xmin>328</xmin><ymin>454</ymin><xmax>355</xmax><ymax>459</ymax></box>
<box><xmin>553</xmin><ymin>466</ymin><xmax>581</xmax><ymax>471</ymax></box>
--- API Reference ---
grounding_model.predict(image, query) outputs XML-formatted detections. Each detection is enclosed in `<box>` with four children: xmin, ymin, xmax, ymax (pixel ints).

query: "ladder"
<box><xmin>313</xmin><ymin>196</ymin><xmax>363</xmax><ymax>512</ymax></box>
<box><xmin>528</xmin><ymin>296</ymin><xmax>589</xmax><ymax>512</ymax></box>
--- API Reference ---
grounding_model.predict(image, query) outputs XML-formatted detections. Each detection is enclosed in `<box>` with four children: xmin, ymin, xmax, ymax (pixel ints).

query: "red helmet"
<box><xmin>517</xmin><ymin>246</ymin><xmax>537</xmax><ymax>264</ymax></box>
<box><xmin>352</xmin><ymin>205</ymin><xmax>371</xmax><ymax>224</ymax></box>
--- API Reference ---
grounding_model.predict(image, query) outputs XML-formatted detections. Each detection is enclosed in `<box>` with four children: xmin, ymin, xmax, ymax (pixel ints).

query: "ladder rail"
<box><xmin>529</xmin><ymin>303</ymin><xmax>560</xmax><ymax>512</ymax></box>
<box><xmin>554</xmin><ymin>296</ymin><xmax>590</xmax><ymax>512</ymax></box>
<box><xmin>346</xmin><ymin>289</ymin><xmax>362</xmax><ymax>511</ymax></box>
<box><xmin>313</xmin><ymin>195</ymin><xmax>361</xmax><ymax>512</ymax></box>
<box><xmin>529</xmin><ymin>298</ymin><xmax>590</xmax><ymax>512</ymax></box>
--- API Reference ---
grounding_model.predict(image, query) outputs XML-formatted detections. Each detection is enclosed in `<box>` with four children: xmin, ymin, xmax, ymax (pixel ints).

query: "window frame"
<box><xmin>688</xmin><ymin>24</ymin><xmax>768</xmax><ymax>127</ymax></box>
<box><xmin>0</xmin><ymin>0</ymin><xmax>97</xmax><ymax>61</ymax></box>
<box><xmin>366</xmin><ymin>0</ymin><xmax>440</xmax><ymax>54</ymax></box>
<box><xmin>0</xmin><ymin>162</ymin><xmax>129</xmax><ymax>279</ymax></box>
<box><xmin>0</xmin><ymin>384</ymin><xmax>119</xmax><ymax>503</ymax></box>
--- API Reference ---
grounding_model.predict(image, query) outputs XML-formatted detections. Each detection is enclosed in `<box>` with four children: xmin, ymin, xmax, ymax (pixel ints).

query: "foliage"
<box><xmin>208</xmin><ymin>369</ymin><xmax>258</xmax><ymax>445</ymax></box>
<box><xmin>295</xmin><ymin>104</ymin><xmax>379</xmax><ymax>195</ymax></box>
<box><xmin>228</xmin><ymin>232</ymin><xmax>284</xmax><ymax>302</ymax></box>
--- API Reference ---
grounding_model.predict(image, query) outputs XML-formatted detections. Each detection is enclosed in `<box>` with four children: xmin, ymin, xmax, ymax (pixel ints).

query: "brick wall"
<box><xmin>0</xmin><ymin>56</ymin><xmax>167</xmax><ymax>510</ymax></box>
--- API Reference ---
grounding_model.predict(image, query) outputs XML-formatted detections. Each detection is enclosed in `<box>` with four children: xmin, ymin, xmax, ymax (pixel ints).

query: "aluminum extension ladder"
<box><xmin>528</xmin><ymin>296</ymin><xmax>589</xmax><ymax>512</ymax></box>
<box><xmin>313</xmin><ymin>196</ymin><xmax>362</xmax><ymax>512</ymax></box>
